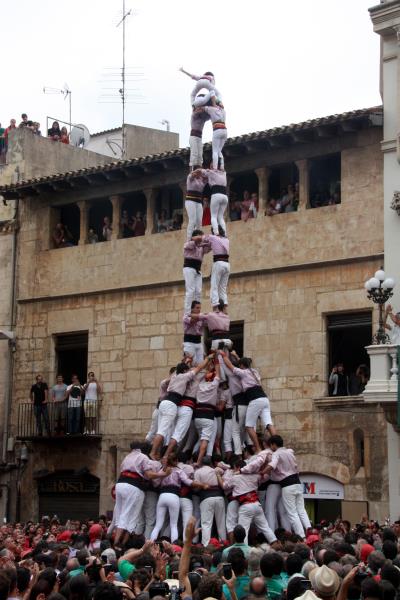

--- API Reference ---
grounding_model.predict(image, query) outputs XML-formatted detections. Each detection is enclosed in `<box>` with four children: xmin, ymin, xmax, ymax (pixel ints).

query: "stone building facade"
<box><xmin>0</xmin><ymin>107</ymin><xmax>390</xmax><ymax>523</ymax></box>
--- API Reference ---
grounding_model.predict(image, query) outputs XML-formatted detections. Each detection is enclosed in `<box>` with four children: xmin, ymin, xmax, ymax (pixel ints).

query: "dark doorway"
<box><xmin>305</xmin><ymin>499</ymin><xmax>342</xmax><ymax>524</ymax></box>
<box><xmin>121</xmin><ymin>193</ymin><xmax>147</xmax><ymax>238</ymax></box>
<box><xmin>268</xmin><ymin>163</ymin><xmax>299</xmax><ymax>199</ymax></box>
<box><xmin>88</xmin><ymin>198</ymin><xmax>113</xmax><ymax>241</ymax></box>
<box><xmin>55</xmin><ymin>332</ymin><xmax>88</xmax><ymax>385</ymax></box>
<box><xmin>230</xmin><ymin>172</ymin><xmax>259</xmax><ymax>198</ymax></box>
<box><xmin>327</xmin><ymin>312</ymin><xmax>372</xmax><ymax>395</ymax></box>
<box><xmin>309</xmin><ymin>153</ymin><xmax>341</xmax><ymax>208</ymax></box>
<box><xmin>59</xmin><ymin>204</ymin><xmax>80</xmax><ymax>245</ymax></box>
<box><xmin>38</xmin><ymin>470</ymin><xmax>100</xmax><ymax>522</ymax></box>
<box><xmin>204</xmin><ymin>321</ymin><xmax>244</xmax><ymax>357</ymax></box>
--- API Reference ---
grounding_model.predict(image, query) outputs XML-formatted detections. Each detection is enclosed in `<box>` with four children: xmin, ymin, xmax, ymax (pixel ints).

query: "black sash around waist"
<box><xmin>233</xmin><ymin>392</ymin><xmax>249</xmax><ymax>406</ymax></box>
<box><xmin>245</xmin><ymin>385</ymin><xmax>267</xmax><ymax>402</ymax></box>
<box><xmin>184</xmin><ymin>333</ymin><xmax>201</xmax><ymax>343</ymax></box>
<box><xmin>210</xmin><ymin>330</ymin><xmax>231</xmax><ymax>340</ymax></box>
<box><xmin>213</xmin><ymin>254</ymin><xmax>229</xmax><ymax>263</ymax></box>
<box><xmin>164</xmin><ymin>392</ymin><xmax>182</xmax><ymax>406</ymax></box>
<box><xmin>224</xmin><ymin>407</ymin><xmax>233</xmax><ymax>419</ymax></box>
<box><xmin>210</xmin><ymin>185</ymin><xmax>227</xmax><ymax>195</ymax></box>
<box><xmin>280</xmin><ymin>473</ymin><xmax>301</xmax><ymax>488</ymax></box>
<box><xmin>190</xmin><ymin>128</ymin><xmax>202</xmax><ymax>138</ymax></box>
<box><xmin>186</xmin><ymin>190</ymin><xmax>203</xmax><ymax>203</ymax></box>
<box><xmin>199</xmin><ymin>487</ymin><xmax>225</xmax><ymax>502</ymax></box>
<box><xmin>160</xmin><ymin>485</ymin><xmax>181</xmax><ymax>496</ymax></box>
<box><xmin>117</xmin><ymin>471</ymin><xmax>149</xmax><ymax>491</ymax></box>
<box><xmin>183</xmin><ymin>257</ymin><xmax>202</xmax><ymax>272</ymax></box>
<box><xmin>194</xmin><ymin>403</ymin><xmax>215</xmax><ymax>420</ymax></box>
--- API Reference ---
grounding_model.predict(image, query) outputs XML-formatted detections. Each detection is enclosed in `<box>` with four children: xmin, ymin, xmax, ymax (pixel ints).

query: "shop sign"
<box><xmin>300</xmin><ymin>473</ymin><xmax>344</xmax><ymax>499</ymax></box>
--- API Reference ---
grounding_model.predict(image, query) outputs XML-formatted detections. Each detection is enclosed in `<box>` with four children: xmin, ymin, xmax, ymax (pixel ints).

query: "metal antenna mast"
<box><xmin>117</xmin><ymin>0</ymin><xmax>132</xmax><ymax>158</ymax></box>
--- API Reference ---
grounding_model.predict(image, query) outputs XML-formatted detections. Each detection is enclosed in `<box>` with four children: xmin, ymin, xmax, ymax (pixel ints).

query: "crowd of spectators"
<box><xmin>266</xmin><ymin>185</ymin><xmax>299</xmax><ymax>216</ymax></box>
<box><xmin>47</xmin><ymin>122</ymin><xmax>70</xmax><ymax>144</ymax></box>
<box><xmin>229</xmin><ymin>191</ymin><xmax>259</xmax><ymax>222</ymax></box>
<box><xmin>0</xmin><ymin>512</ymin><xmax>399</xmax><ymax>600</ymax></box>
<box><xmin>309</xmin><ymin>183</ymin><xmax>341</xmax><ymax>209</ymax></box>
<box><xmin>156</xmin><ymin>210</ymin><xmax>183</xmax><ymax>233</ymax></box>
<box><xmin>328</xmin><ymin>364</ymin><xmax>370</xmax><ymax>397</ymax></box>
<box><xmin>0</xmin><ymin>115</ymin><xmax>42</xmax><ymax>159</ymax></box>
<box><xmin>30</xmin><ymin>372</ymin><xmax>102</xmax><ymax>437</ymax></box>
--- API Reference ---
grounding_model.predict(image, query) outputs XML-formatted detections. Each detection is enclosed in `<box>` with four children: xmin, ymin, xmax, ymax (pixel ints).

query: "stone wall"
<box><xmin>0</xmin><ymin>128</ymin><xmax>112</xmax><ymax>187</ymax></box>
<box><xmin>13</xmin><ymin>260</ymin><xmax>389</xmax><ymax>520</ymax></box>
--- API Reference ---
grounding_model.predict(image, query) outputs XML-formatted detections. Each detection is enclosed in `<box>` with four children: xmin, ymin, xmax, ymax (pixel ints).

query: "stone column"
<box><xmin>143</xmin><ymin>188</ymin><xmax>155</xmax><ymax>234</ymax></box>
<box><xmin>295</xmin><ymin>159</ymin><xmax>309</xmax><ymax>210</ymax></box>
<box><xmin>110</xmin><ymin>195</ymin><xmax>122</xmax><ymax>240</ymax></box>
<box><xmin>179</xmin><ymin>182</ymin><xmax>188</xmax><ymax>228</ymax></box>
<box><xmin>78</xmin><ymin>200</ymin><xmax>88</xmax><ymax>246</ymax></box>
<box><xmin>255</xmin><ymin>167</ymin><xmax>270</xmax><ymax>215</ymax></box>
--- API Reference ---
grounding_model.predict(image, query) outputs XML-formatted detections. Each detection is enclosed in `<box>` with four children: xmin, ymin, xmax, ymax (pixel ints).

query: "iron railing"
<box><xmin>17</xmin><ymin>402</ymin><xmax>101</xmax><ymax>439</ymax></box>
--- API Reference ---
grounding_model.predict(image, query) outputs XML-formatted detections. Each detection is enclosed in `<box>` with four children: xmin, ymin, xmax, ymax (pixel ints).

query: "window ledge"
<box><xmin>314</xmin><ymin>395</ymin><xmax>374</xmax><ymax>408</ymax></box>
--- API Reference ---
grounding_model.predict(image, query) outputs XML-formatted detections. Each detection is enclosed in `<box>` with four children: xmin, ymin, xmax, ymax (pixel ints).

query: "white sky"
<box><xmin>1</xmin><ymin>0</ymin><xmax>381</xmax><ymax>145</ymax></box>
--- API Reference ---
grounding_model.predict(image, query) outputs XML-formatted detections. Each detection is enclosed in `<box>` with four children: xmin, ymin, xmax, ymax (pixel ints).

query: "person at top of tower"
<box><xmin>179</xmin><ymin>67</ymin><xmax>222</xmax><ymax>106</ymax></box>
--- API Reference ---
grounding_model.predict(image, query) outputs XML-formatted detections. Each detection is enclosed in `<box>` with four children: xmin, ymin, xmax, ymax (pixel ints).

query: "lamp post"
<box><xmin>365</xmin><ymin>267</ymin><xmax>396</xmax><ymax>344</ymax></box>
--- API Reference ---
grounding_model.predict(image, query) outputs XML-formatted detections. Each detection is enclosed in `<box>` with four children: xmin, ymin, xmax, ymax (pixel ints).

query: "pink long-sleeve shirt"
<box><xmin>203</xmin><ymin>311</ymin><xmax>230</xmax><ymax>333</ymax></box>
<box><xmin>119</xmin><ymin>450</ymin><xmax>153</xmax><ymax>477</ymax></box>
<box><xmin>268</xmin><ymin>447</ymin><xmax>298</xmax><ymax>480</ymax></box>
<box><xmin>206</xmin><ymin>169</ymin><xmax>227</xmax><ymax>189</ymax></box>
<box><xmin>222</xmin><ymin>471</ymin><xmax>266</xmax><ymax>497</ymax></box>
<box><xmin>197</xmin><ymin>376</ymin><xmax>220</xmax><ymax>406</ymax></box>
<box><xmin>159</xmin><ymin>378</ymin><xmax>170</xmax><ymax>401</ymax></box>
<box><xmin>194</xmin><ymin>465</ymin><xmax>219</xmax><ymax>487</ymax></box>
<box><xmin>154</xmin><ymin>466</ymin><xmax>194</xmax><ymax>489</ymax></box>
<box><xmin>186</xmin><ymin>171</ymin><xmax>207</xmax><ymax>193</ymax></box>
<box><xmin>203</xmin><ymin>234</ymin><xmax>229</xmax><ymax>256</ymax></box>
<box><xmin>167</xmin><ymin>371</ymin><xmax>195</xmax><ymax>396</ymax></box>
<box><xmin>190</xmin><ymin>111</ymin><xmax>210</xmax><ymax>135</ymax></box>
<box><xmin>232</xmin><ymin>367</ymin><xmax>262</xmax><ymax>391</ymax></box>
<box><xmin>225</xmin><ymin>369</ymin><xmax>243</xmax><ymax>396</ymax></box>
<box><xmin>183</xmin><ymin>240</ymin><xmax>210</xmax><ymax>261</ymax></box>
<box><xmin>183</xmin><ymin>314</ymin><xmax>206</xmax><ymax>336</ymax></box>
<box><xmin>204</xmin><ymin>105</ymin><xmax>226</xmax><ymax>124</ymax></box>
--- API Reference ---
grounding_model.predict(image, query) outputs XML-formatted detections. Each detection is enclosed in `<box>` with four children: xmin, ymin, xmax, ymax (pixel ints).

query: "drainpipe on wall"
<box><xmin>2</xmin><ymin>198</ymin><xmax>19</xmax><ymax>464</ymax></box>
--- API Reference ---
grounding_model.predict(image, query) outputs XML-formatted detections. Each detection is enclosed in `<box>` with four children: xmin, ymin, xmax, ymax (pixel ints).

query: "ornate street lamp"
<box><xmin>365</xmin><ymin>268</ymin><xmax>396</xmax><ymax>344</ymax></box>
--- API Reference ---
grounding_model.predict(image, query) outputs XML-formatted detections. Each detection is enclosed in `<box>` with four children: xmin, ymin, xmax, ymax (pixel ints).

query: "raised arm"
<box><xmin>220</xmin><ymin>351</ymin><xmax>235</xmax><ymax>372</ymax></box>
<box><xmin>193</xmin><ymin>355</ymin><xmax>211</xmax><ymax>375</ymax></box>
<box><xmin>179</xmin><ymin>517</ymin><xmax>200</xmax><ymax>599</ymax></box>
<box><xmin>179</xmin><ymin>67</ymin><xmax>197</xmax><ymax>80</ymax></box>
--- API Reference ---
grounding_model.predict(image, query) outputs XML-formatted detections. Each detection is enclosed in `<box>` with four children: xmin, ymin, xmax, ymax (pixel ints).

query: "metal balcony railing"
<box><xmin>16</xmin><ymin>402</ymin><xmax>101</xmax><ymax>440</ymax></box>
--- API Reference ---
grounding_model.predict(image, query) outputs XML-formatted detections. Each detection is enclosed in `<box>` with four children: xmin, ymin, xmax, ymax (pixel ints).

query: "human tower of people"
<box><xmin>109</xmin><ymin>70</ymin><xmax>311</xmax><ymax>552</ymax></box>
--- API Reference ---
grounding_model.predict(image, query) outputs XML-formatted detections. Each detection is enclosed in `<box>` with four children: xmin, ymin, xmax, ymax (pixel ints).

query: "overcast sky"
<box><xmin>1</xmin><ymin>0</ymin><xmax>381</xmax><ymax>145</ymax></box>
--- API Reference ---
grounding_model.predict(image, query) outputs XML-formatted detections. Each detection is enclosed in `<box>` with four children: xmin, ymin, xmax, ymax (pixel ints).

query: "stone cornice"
<box><xmin>370</xmin><ymin>0</ymin><xmax>400</xmax><ymax>36</ymax></box>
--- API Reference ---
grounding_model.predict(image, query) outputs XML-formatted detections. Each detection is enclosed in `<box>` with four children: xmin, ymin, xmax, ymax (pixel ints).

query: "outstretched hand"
<box><xmin>184</xmin><ymin>515</ymin><xmax>201</xmax><ymax>544</ymax></box>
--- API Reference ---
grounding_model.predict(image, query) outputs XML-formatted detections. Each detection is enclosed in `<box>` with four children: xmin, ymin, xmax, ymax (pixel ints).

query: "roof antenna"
<box><xmin>117</xmin><ymin>0</ymin><xmax>132</xmax><ymax>158</ymax></box>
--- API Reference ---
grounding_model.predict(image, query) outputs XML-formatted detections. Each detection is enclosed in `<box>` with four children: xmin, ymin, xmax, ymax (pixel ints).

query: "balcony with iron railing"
<box><xmin>16</xmin><ymin>402</ymin><xmax>102</xmax><ymax>442</ymax></box>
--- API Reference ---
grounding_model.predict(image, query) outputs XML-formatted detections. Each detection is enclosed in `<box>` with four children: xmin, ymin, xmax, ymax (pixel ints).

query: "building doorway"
<box><xmin>37</xmin><ymin>470</ymin><xmax>100</xmax><ymax>522</ymax></box>
<box><xmin>55</xmin><ymin>332</ymin><xmax>88</xmax><ymax>385</ymax></box>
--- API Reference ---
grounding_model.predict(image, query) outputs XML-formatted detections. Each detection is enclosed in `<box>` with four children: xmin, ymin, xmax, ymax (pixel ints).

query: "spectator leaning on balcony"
<box><xmin>83</xmin><ymin>372</ymin><xmax>102</xmax><ymax>434</ymax></box>
<box><xmin>385</xmin><ymin>304</ymin><xmax>400</xmax><ymax>345</ymax></box>
<box><xmin>4</xmin><ymin>119</ymin><xmax>16</xmax><ymax>150</ymax></box>
<box><xmin>48</xmin><ymin>121</ymin><xmax>62</xmax><ymax>141</ymax></box>
<box><xmin>51</xmin><ymin>374</ymin><xmax>68</xmax><ymax>435</ymax></box>
<box><xmin>66</xmin><ymin>374</ymin><xmax>84</xmax><ymax>434</ymax></box>
<box><xmin>30</xmin><ymin>374</ymin><xmax>51</xmax><ymax>437</ymax></box>
<box><xmin>60</xmin><ymin>126</ymin><xmax>70</xmax><ymax>144</ymax></box>
<box><xmin>329</xmin><ymin>363</ymin><xmax>349</xmax><ymax>397</ymax></box>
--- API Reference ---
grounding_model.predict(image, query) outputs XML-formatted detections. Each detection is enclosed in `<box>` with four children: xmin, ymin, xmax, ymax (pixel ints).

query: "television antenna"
<box><xmin>117</xmin><ymin>0</ymin><xmax>132</xmax><ymax>158</ymax></box>
<box><xmin>43</xmin><ymin>84</ymin><xmax>72</xmax><ymax>131</ymax></box>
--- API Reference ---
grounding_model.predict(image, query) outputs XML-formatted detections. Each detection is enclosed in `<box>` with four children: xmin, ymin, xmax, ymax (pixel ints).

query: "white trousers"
<box><xmin>183</xmin><ymin>341</ymin><xmax>204</xmax><ymax>366</ymax></box>
<box><xmin>145</xmin><ymin>407</ymin><xmax>159</xmax><ymax>443</ymax></box>
<box><xmin>226</xmin><ymin>499</ymin><xmax>239</xmax><ymax>533</ymax></box>
<box><xmin>200</xmin><ymin>496</ymin><xmax>226</xmax><ymax>546</ymax></box>
<box><xmin>157</xmin><ymin>400</ymin><xmax>178</xmax><ymax>439</ymax></box>
<box><xmin>210</xmin><ymin>193</ymin><xmax>228</xmax><ymax>235</ymax></box>
<box><xmin>189</xmin><ymin>136</ymin><xmax>203</xmax><ymax>168</ymax></box>
<box><xmin>210</xmin><ymin>260</ymin><xmax>230</xmax><ymax>307</ymax></box>
<box><xmin>211</xmin><ymin>129</ymin><xmax>228</xmax><ymax>170</ymax></box>
<box><xmin>264</xmin><ymin>483</ymin><xmax>292</xmax><ymax>533</ymax></box>
<box><xmin>151</xmin><ymin>492</ymin><xmax>180</xmax><ymax>543</ymax></box>
<box><xmin>195</xmin><ymin>417</ymin><xmax>216</xmax><ymax>443</ymax></box>
<box><xmin>180</xmin><ymin>497</ymin><xmax>193</xmax><ymax>538</ymax></box>
<box><xmin>232</xmin><ymin>405</ymin><xmax>248</xmax><ymax>455</ymax></box>
<box><xmin>192</xmin><ymin>85</ymin><xmax>222</xmax><ymax>107</ymax></box>
<box><xmin>281</xmin><ymin>484</ymin><xmax>311</xmax><ymax>538</ymax></box>
<box><xmin>223</xmin><ymin>417</ymin><xmax>233</xmax><ymax>452</ymax></box>
<box><xmin>245</xmin><ymin>397</ymin><xmax>272</xmax><ymax>428</ymax></box>
<box><xmin>183</xmin><ymin>267</ymin><xmax>202</xmax><ymax>315</ymax></box>
<box><xmin>136</xmin><ymin>489</ymin><xmax>158</xmax><ymax>537</ymax></box>
<box><xmin>114</xmin><ymin>483</ymin><xmax>145</xmax><ymax>533</ymax></box>
<box><xmin>238</xmin><ymin>501</ymin><xmax>277</xmax><ymax>544</ymax></box>
<box><xmin>185</xmin><ymin>200</ymin><xmax>203</xmax><ymax>240</ymax></box>
<box><xmin>171</xmin><ymin>406</ymin><xmax>193</xmax><ymax>443</ymax></box>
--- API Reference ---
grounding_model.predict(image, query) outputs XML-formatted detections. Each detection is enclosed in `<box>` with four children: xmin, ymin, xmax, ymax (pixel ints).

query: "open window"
<box><xmin>120</xmin><ymin>192</ymin><xmax>147</xmax><ymax>238</ymax></box>
<box><xmin>51</xmin><ymin>204</ymin><xmax>80</xmax><ymax>248</ymax></box>
<box><xmin>154</xmin><ymin>186</ymin><xmax>183</xmax><ymax>233</ymax></box>
<box><xmin>204</xmin><ymin>321</ymin><xmax>244</xmax><ymax>357</ymax></box>
<box><xmin>327</xmin><ymin>312</ymin><xmax>372</xmax><ymax>396</ymax></box>
<box><xmin>88</xmin><ymin>198</ymin><xmax>113</xmax><ymax>242</ymax></box>
<box><xmin>267</xmin><ymin>163</ymin><xmax>299</xmax><ymax>214</ymax></box>
<box><xmin>229</xmin><ymin>172</ymin><xmax>259</xmax><ymax>221</ymax></box>
<box><xmin>55</xmin><ymin>332</ymin><xmax>88</xmax><ymax>385</ymax></box>
<box><xmin>309</xmin><ymin>153</ymin><xmax>341</xmax><ymax>208</ymax></box>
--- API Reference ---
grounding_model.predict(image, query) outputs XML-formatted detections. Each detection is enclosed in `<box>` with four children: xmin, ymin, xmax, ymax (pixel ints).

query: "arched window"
<box><xmin>353</xmin><ymin>428</ymin><xmax>365</xmax><ymax>472</ymax></box>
